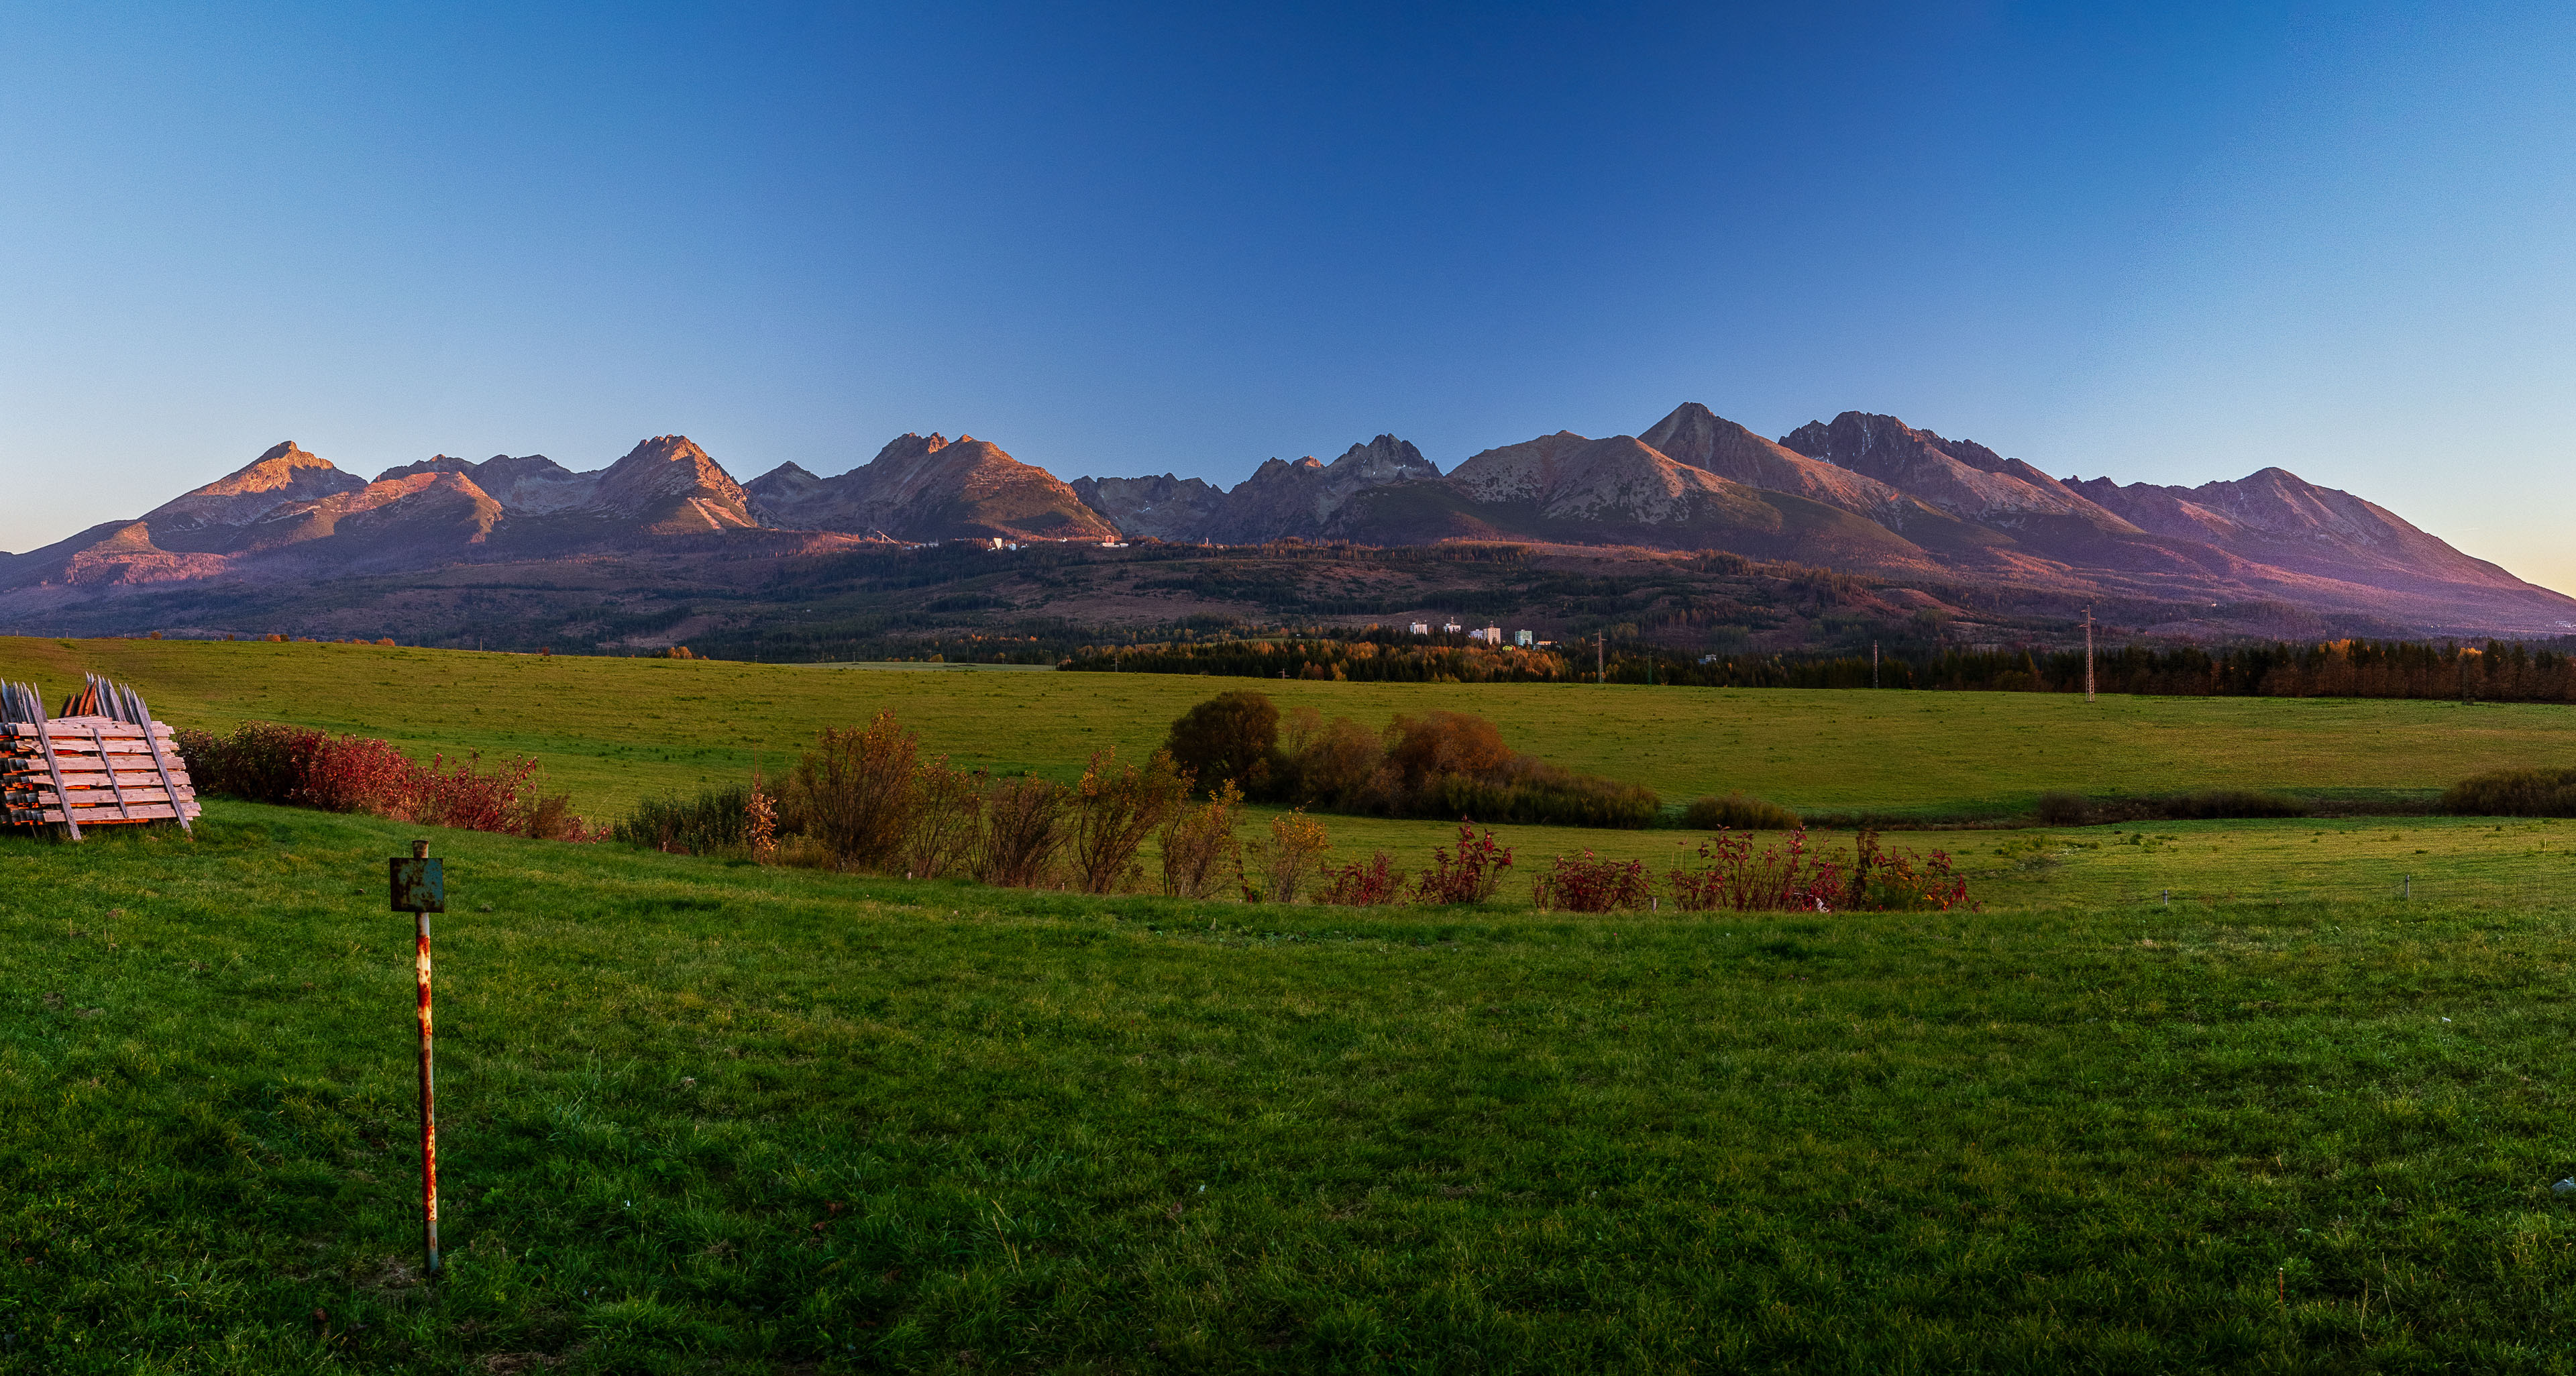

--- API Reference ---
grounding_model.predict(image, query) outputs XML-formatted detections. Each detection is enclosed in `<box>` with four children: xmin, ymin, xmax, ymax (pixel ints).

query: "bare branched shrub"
<box><xmin>1159</xmin><ymin>781</ymin><xmax>1246</xmax><ymax>898</ymax></box>
<box><xmin>786</xmin><ymin>710</ymin><xmax>920</xmax><ymax>871</ymax></box>
<box><xmin>903</xmin><ymin>757</ymin><xmax>986</xmax><ymax>878</ymax></box>
<box><xmin>977</xmin><ymin>776</ymin><xmax>1069</xmax><ymax>888</ymax></box>
<box><xmin>1068</xmin><ymin>749</ymin><xmax>1194</xmax><ymax>894</ymax></box>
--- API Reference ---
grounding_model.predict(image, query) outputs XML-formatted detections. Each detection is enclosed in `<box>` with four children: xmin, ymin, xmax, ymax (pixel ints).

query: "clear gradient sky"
<box><xmin>5</xmin><ymin>3</ymin><xmax>2573</xmax><ymax>586</ymax></box>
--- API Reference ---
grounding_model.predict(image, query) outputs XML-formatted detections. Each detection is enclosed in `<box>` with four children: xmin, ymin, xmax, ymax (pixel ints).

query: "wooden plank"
<box><xmin>1</xmin><ymin>760</ymin><xmax>194</xmax><ymax>781</ymax></box>
<box><xmin>8</xmin><ymin>788</ymin><xmax>193</xmax><ymax>806</ymax></box>
<box><xmin>9</xmin><ymin>740</ymin><xmax>184</xmax><ymax>759</ymax></box>
<box><xmin>136</xmin><ymin>719</ymin><xmax>195</xmax><ymax>835</ymax></box>
<box><xmin>7</xmin><ymin>803</ymin><xmax>199</xmax><ymax>824</ymax></box>
<box><xmin>1</xmin><ymin>721</ymin><xmax>174</xmax><ymax>740</ymax></box>
<box><xmin>87</xmin><ymin>725</ymin><xmax>133</xmax><ymax>820</ymax></box>
<box><xmin>28</xmin><ymin>722</ymin><xmax>77</xmax><ymax>841</ymax></box>
<box><xmin>3</xmin><ymin>767</ymin><xmax>196</xmax><ymax>788</ymax></box>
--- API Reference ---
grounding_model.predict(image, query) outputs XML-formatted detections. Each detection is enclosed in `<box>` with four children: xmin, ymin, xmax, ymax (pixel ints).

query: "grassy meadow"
<box><xmin>7</xmin><ymin>637</ymin><xmax>2575</xmax><ymax>823</ymax></box>
<box><xmin>9</xmin><ymin>637</ymin><xmax>2576</xmax><ymax>1369</ymax></box>
<box><xmin>10</xmin><ymin>806</ymin><xmax>2576</xmax><ymax>1373</ymax></box>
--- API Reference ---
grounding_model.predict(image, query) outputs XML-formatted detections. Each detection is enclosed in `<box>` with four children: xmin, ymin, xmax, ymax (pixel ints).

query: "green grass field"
<box><xmin>11</xmin><ymin>638</ymin><xmax>2576</xmax><ymax>1369</ymax></box>
<box><xmin>9</xmin><ymin>806</ymin><xmax>2576</xmax><ymax>1372</ymax></box>
<box><xmin>7</xmin><ymin>637</ymin><xmax>2574</xmax><ymax>823</ymax></box>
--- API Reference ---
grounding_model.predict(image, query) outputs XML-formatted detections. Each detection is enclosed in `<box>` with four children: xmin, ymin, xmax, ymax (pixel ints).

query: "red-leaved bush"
<box><xmin>1318</xmin><ymin>850</ymin><xmax>1406</xmax><ymax>906</ymax></box>
<box><xmin>1842</xmin><ymin>831</ymin><xmax>1970</xmax><ymax>911</ymax></box>
<box><xmin>1665</xmin><ymin>829</ymin><xmax>1969</xmax><ymax>913</ymax></box>
<box><xmin>1531</xmin><ymin>851</ymin><xmax>1652</xmax><ymax>912</ymax></box>
<box><xmin>174</xmin><ymin>721</ymin><xmax>594</xmax><ymax>840</ymax></box>
<box><xmin>1666</xmin><ymin>829</ymin><xmax>1841</xmax><ymax>912</ymax></box>
<box><xmin>1415</xmin><ymin>823</ymin><xmax>1513</xmax><ymax>904</ymax></box>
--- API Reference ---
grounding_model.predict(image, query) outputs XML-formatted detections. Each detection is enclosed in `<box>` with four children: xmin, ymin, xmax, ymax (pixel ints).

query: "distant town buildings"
<box><xmin>1410</xmin><ymin>621</ymin><xmax>1538</xmax><ymax>649</ymax></box>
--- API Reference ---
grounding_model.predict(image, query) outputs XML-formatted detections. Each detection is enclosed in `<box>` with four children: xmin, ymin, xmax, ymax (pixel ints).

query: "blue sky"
<box><xmin>5</xmin><ymin>2</ymin><xmax>2573</xmax><ymax>588</ymax></box>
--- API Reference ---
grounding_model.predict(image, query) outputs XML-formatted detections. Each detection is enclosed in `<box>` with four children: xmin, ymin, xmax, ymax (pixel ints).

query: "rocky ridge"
<box><xmin>3</xmin><ymin>403</ymin><xmax>2568</xmax><ymax>640</ymax></box>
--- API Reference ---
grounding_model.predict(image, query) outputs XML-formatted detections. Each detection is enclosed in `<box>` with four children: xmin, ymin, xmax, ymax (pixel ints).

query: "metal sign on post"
<box><xmin>388</xmin><ymin>840</ymin><xmax>444</xmax><ymax>1276</ymax></box>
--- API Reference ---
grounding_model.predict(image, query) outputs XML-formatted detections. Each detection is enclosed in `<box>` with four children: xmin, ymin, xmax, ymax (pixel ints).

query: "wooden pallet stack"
<box><xmin>2</xmin><ymin>675</ymin><xmax>199</xmax><ymax>839</ymax></box>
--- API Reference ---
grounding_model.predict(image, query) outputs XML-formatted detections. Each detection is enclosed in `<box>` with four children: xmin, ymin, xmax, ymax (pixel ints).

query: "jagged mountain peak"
<box><xmin>200</xmin><ymin>441</ymin><xmax>356</xmax><ymax>494</ymax></box>
<box><xmin>1328</xmin><ymin>434</ymin><xmax>1438</xmax><ymax>477</ymax></box>
<box><xmin>140</xmin><ymin>441</ymin><xmax>370</xmax><ymax>537</ymax></box>
<box><xmin>1642</xmin><ymin>403</ymin><xmax>1903</xmax><ymax>516</ymax></box>
<box><xmin>869</xmin><ymin>433</ymin><xmax>951</xmax><ymax>467</ymax></box>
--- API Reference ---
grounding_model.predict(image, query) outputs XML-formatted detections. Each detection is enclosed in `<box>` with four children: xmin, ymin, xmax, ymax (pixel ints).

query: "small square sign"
<box><xmin>390</xmin><ymin>857</ymin><xmax>445</xmax><ymax>913</ymax></box>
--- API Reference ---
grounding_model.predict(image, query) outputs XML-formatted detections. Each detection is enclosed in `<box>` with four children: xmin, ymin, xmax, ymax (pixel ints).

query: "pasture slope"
<box><xmin>7</xmin><ymin>637</ymin><xmax>2576</xmax><ymax>821</ymax></box>
<box><xmin>7</xmin><ymin>808</ymin><xmax>2576</xmax><ymax>1372</ymax></box>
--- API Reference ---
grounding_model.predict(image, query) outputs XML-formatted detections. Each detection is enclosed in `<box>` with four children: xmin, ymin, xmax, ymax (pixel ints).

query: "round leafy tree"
<box><xmin>1163</xmin><ymin>690</ymin><xmax>1281</xmax><ymax>795</ymax></box>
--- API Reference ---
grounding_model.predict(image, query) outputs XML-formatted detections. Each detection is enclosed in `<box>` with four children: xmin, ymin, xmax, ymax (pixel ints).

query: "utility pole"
<box><xmin>2084</xmin><ymin>608</ymin><xmax>2096</xmax><ymax>703</ymax></box>
<box><xmin>1872</xmin><ymin>641</ymin><xmax>1880</xmax><ymax>690</ymax></box>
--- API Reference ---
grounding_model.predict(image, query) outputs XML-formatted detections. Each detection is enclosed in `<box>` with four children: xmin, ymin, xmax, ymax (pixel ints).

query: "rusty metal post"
<box><xmin>413</xmin><ymin>839</ymin><xmax>438</xmax><ymax>1276</ymax></box>
<box><xmin>390</xmin><ymin>839</ymin><xmax>445</xmax><ymax>1277</ymax></box>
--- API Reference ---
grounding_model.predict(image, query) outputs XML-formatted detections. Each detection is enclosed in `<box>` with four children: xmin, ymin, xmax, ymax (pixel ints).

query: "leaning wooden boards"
<box><xmin>1</xmin><ymin>715</ymin><xmax>201</xmax><ymax>834</ymax></box>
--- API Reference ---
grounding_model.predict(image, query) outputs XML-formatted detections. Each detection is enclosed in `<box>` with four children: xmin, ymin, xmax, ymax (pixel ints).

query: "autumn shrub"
<box><xmin>1667</xmin><ymin>829</ymin><xmax>1972</xmax><ymax>913</ymax></box>
<box><xmin>1415</xmin><ymin>823</ymin><xmax>1513</xmax><ymax>904</ymax></box>
<box><xmin>1317</xmin><ymin>851</ymin><xmax>1406</xmax><ymax>906</ymax></box>
<box><xmin>1682</xmin><ymin>792</ymin><xmax>1803</xmax><ymax>833</ymax></box>
<box><xmin>977</xmin><ymin>776</ymin><xmax>1069</xmax><ymax>888</ymax></box>
<box><xmin>1842</xmin><ymin>831</ymin><xmax>1970</xmax><ymax>911</ymax></box>
<box><xmin>1665</xmin><ymin>830</ymin><xmax>1842</xmax><ymax>912</ymax></box>
<box><xmin>1159</xmin><ymin>782</ymin><xmax>1246</xmax><ymax>899</ymax></box>
<box><xmin>176</xmin><ymin>723</ymin><xmax>320</xmax><ymax>805</ymax></box>
<box><xmin>1250</xmin><ymin>809</ymin><xmax>1332</xmax><ymax>902</ymax></box>
<box><xmin>902</xmin><ymin>757</ymin><xmax>986</xmax><ymax>878</ymax></box>
<box><xmin>1067</xmin><ymin>748</ymin><xmax>1194</xmax><ymax>894</ymax></box>
<box><xmin>178</xmin><ymin>720</ymin><xmax>587</xmax><ymax>839</ymax></box>
<box><xmin>2445</xmin><ymin>765</ymin><xmax>2576</xmax><ymax>816</ymax></box>
<box><xmin>1431</xmin><ymin>757</ymin><xmax>1660</xmax><ymax>828</ymax></box>
<box><xmin>1274</xmin><ymin>709</ymin><xmax>1390</xmax><ymax>810</ymax></box>
<box><xmin>1531</xmin><ymin>851</ymin><xmax>1652</xmax><ymax>912</ymax></box>
<box><xmin>783</xmin><ymin>711</ymin><xmax>920</xmax><ymax>871</ymax></box>
<box><xmin>746</xmin><ymin>786</ymin><xmax>778</xmax><ymax>863</ymax></box>
<box><xmin>1256</xmin><ymin>704</ymin><xmax>1653</xmax><ymax>826</ymax></box>
<box><xmin>410</xmin><ymin>752</ymin><xmax>540</xmax><ymax>832</ymax></box>
<box><xmin>296</xmin><ymin>734</ymin><xmax>421</xmax><ymax>816</ymax></box>
<box><xmin>1383</xmin><ymin>711</ymin><xmax>1512</xmax><ymax>792</ymax></box>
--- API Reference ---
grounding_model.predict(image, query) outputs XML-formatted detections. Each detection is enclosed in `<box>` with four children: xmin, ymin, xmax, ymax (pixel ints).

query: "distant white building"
<box><xmin>1442</xmin><ymin>621</ymin><xmax>1463</xmax><ymax>634</ymax></box>
<box><xmin>1468</xmin><ymin>627</ymin><xmax>1491</xmax><ymax>643</ymax></box>
<box><xmin>1514</xmin><ymin>629</ymin><xmax>1534</xmax><ymax>647</ymax></box>
<box><xmin>1409</xmin><ymin>621</ymin><xmax>1430</xmax><ymax>635</ymax></box>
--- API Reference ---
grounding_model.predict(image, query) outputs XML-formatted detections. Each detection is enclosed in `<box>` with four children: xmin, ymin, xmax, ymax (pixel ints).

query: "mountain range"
<box><xmin>3</xmin><ymin>402</ymin><xmax>2568</xmax><ymax>642</ymax></box>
